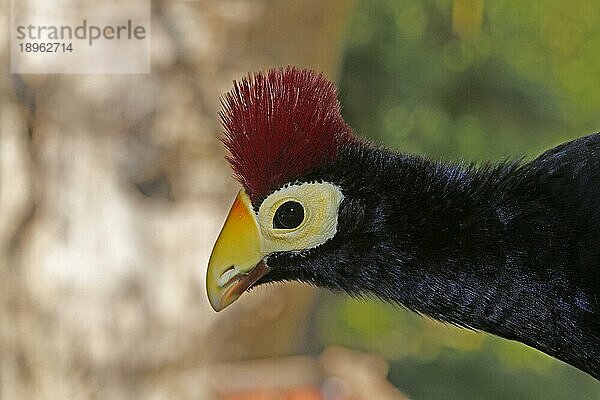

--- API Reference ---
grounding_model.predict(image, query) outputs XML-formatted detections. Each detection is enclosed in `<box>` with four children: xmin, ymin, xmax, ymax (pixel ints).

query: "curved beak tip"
<box><xmin>207</xmin><ymin>293</ymin><xmax>233</xmax><ymax>312</ymax></box>
<box><xmin>206</xmin><ymin>260</ymin><xmax>270</xmax><ymax>312</ymax></box>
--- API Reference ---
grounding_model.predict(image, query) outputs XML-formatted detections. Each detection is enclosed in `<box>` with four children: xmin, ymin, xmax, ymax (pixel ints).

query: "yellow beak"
<box><xmin>206</xmin><ymin>189</ymin><xmax>269</xmax><ymax>311</ymax></box>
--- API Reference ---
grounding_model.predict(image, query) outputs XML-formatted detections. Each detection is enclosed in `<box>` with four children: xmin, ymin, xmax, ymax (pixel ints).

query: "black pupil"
<box><xmin>273</xmin><ymin>201</ymin><xmax>304</xmax><ymax>229</ymax></box>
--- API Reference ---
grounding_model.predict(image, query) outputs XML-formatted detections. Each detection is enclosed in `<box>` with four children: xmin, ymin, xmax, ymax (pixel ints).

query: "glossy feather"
<box><xmin>220</xmin><ymin>68</ymin><xmax>600</xmax><ymax>379</ymax></box>
<box><xmin>262</xmin><ymin>134</ymin><xmax>600</xmax><ymax>378</ymax></box>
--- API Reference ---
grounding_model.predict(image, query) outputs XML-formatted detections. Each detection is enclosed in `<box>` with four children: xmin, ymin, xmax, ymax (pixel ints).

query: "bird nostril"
<box><xmin>218</xmin><ymin>266</ymin><xmax>240</xmax><ymax>288</ymax></box>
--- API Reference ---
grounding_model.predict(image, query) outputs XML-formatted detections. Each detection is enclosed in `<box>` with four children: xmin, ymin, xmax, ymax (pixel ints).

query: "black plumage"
<box><xmin>258</xmin><ymin>132</ymin><xmax>600</xmax><ymax>379</ymax></box>
<box><xmin>208</xmin><ymin>67</ymin><xmax>599</xmax><ymax>380</ymax></box>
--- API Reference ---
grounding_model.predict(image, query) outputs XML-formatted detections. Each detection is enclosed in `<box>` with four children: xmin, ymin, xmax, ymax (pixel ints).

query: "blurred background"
<box><xmin>0</xmin><ymin>0</ymin><xmax>599</xmax><ymax>399</ymax></box>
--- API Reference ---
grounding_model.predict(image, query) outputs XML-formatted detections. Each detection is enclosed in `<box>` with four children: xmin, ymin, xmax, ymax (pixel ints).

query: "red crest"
<box><xmin>220</xmin><ymin>67</ymin><xmax>355</xmax><ymax>204</ymax></box>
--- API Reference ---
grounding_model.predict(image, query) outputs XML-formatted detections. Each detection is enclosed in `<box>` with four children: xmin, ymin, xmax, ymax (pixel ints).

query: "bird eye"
<box><xmin>273</xmin><ymin>201</ymin><xmax>305</xmax><ymax>229</ymax></box>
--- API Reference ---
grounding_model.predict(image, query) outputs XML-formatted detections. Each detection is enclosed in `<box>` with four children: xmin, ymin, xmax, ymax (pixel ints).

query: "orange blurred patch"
<box><xmin>220</xmin><ymin>386</ymin><xmax>324</xmax><ymax>400</ymax></box>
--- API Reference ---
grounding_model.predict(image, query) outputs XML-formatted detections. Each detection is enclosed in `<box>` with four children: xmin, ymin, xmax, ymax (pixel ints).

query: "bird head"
<box><xmin>206</xmin><ymin>67</ymin><xmax>375</xmax><ymax>311</ymax></box>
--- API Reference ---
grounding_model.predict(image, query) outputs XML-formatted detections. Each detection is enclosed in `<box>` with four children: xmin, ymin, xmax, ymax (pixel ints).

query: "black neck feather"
<box><xmin>274</xmin><ymin>139</ymin><xmax>600</xmax><ymax>379</ymax></box>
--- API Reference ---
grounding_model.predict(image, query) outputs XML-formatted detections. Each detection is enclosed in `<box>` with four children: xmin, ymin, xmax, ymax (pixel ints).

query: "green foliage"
<box><xmin>319</xmin><ymin>0</ymin><xmax>600</xmax><ymax>397</ymax></box>
<box><xmin>338</xmin><ymin>0</ymin><xmax>600</xmax><ymax>161</ymax></box>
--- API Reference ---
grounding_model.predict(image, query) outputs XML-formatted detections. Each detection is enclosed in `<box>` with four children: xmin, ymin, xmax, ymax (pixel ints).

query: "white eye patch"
<box><xmin>256</xmin><ymin>182</ymin><xmax>344</xmax><ymax>255</ymax></box>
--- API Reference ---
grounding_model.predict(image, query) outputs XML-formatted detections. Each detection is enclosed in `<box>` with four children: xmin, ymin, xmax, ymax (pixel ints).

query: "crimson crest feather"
<box><xmin>219</xmin><ymin>67</ymin><xmax>355</xmax><ymax>204</ymax></box>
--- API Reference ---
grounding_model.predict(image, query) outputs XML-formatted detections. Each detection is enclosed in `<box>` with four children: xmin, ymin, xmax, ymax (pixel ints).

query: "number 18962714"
<box><xmin>19</xmin><ymin>42</ymin><xmax>73</xmax><ymax>52</ymax></box>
